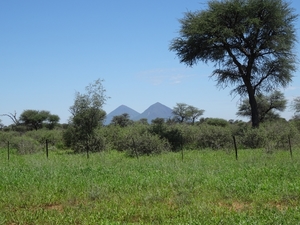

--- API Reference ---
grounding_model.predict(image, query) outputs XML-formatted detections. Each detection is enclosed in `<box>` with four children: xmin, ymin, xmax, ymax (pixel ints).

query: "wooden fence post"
<box><xmin>181</xmin><ymin>135</ymin><xmax>184</xmax><ymax>161</ymax></box>
<box><xmin>288</xmin><ymin>136</ymin><xmax>293</xmax><ymax>159</ymax></box>
<box><xmin>232</xmin><ymin>136</ymin><xmax>238</xmax><ymax>160</ymax></box>
<box><xmin>7</xmin><ymin>141</ymin><xmax>10</xmax><ymax>161</ymax></box>
<box><xmin>46</xmin><ymin>139</ymin><xmax>49</xmax><ymax>159</ymax></box>
<box><xmin>132</xmin><ymin>137</ymin><xmax>139</xmax><ymax>159</ymax></box>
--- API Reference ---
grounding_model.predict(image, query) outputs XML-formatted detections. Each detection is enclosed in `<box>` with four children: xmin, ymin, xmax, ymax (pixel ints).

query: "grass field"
<box><xmin>1</xmin><ymin>149</ymin><xmax>300</xmax><ymax>224</ymax></box>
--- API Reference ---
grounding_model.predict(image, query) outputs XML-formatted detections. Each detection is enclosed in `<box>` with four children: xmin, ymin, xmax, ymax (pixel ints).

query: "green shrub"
<box><xmin>72</xmin><ymin>131</ymin><xmax>106</xmax><ymax>153</ymax></box>
<box><xmin>204</xmin><ymin>118</ymin><xmax>230</xmax><ymax>127</ymax></box>
<box><xmin>63</xmin><ymin>126</ymin><xmax>106</xmax><ymax>153</ymax></box>
<box><xmin>196</xmin><ymin>124</ymin><xmax>233</xmax><ymax>150</ymax></box>
<box><xmin>178</xmin><ymin>124</ymin><xmax>200</xmax><ymax>150</ymax></box>
<box><xmin>127</xmin><ymin>132</ymin><xmax>171</xmax><ymax>157</ymax></box>
<box><xmin>103</xmin><ymin>123</ymin><xmax>148</xmax><ymax>151</ymax></box>
<box><xmin>0</xmin><ymin>131</ymin><xmax>20</xmax><ymax>148</ymax></box>
<box><xmin>25</xmin><ymin>129</ymin><xmax>64</xmax><ymax>149</ymax></box>
<box><xmin>262</xmin><ymin>121</ymin><xmax>299</xmax><ymax>151</ymax></box>
<box><xmin>10</xmin><ymin>136</ymin><xmax>42</xmax><ymax>154</ymax></box>
<box><xmin>239</xmin><ymin>126</ymin><xmax>267</xmax><ymax>149</ymax></box>
<box><xmin>148</xmin><ymin>122</ymin><xmax>183</xmax><ymax>151</ymax></box>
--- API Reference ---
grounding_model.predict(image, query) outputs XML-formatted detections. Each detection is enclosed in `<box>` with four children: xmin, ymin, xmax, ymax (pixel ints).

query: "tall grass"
<box><xmin>1</xmin><ymin>149</ymin><xmax>300</xmax><ymax>224</ymax></box>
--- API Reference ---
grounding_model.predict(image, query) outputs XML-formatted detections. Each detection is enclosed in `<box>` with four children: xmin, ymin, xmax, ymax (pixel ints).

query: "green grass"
<box><xmin>1</xmin><ymin>149</ymin><xmax>300</xmax><ymax>224</ymax></box>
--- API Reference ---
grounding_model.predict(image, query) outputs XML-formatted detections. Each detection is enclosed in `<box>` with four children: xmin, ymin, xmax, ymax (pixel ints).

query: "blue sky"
<box><xmin>1</xmin><ymin>0</ymin><xmax>300</xmax><ymax>126</ymax></box>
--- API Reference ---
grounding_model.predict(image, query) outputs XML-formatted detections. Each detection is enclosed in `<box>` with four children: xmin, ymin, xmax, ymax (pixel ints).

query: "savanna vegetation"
<box><xmin>1</xmin><ymin>0</ymin><xmax>300</xmax><ymax>223</ymax></box>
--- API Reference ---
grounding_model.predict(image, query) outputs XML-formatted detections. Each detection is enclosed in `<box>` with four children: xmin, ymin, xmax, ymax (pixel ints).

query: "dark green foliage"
<box><xmin>172</xmin><ymin>103</ymin><xmax>204</xmax><ymax>124</ymax></box>
<box><xmin>45</xmin><ymin>114</ymin><xmax>60</xmax><ymax>130</ymax></box>
<box><xmin>195</xmin><ymin>124</ymin><xmax>233</xmax><ymax>150</ymax></box>
<box><xmin>110</xmin><ymin>113</ymin><xmax>133</xmax><ymax>127</ymax></box>
<box><xmin>203</xmin><ymin>118</ymin><xmax>229</xmax><ymax>127</ymax></box>
<box><xmin>127</xmin><ymin>132</ymin><xmax>171</xmax><ymax>157</ymax></box>
<box><xmin>148</xmin><ymin>119</ymin><xmax>183</xmax><ymax>151</ymax></box>
<box><xmin>237</xmin><ymin>91</ymin><xmax>287</xmax><ymax>122</ymax></box>
<box><xmin>102</xmin><ymin>123</ymin><xmax>149</xmax><ymax>151</ymax></box>
<box><xmin>102</xmin><ymin>123</ymin><xmax>171</xmax><ymax>156</ymax></box>
<box><xmin>19</xmin><ymin>110</ymin><xmax>60</xmax><ymax>130</ymax></box>
<box><xmin>239</xmin><ymin>126</ymin><xmax>267</xmax><ymax>149</ymax></box>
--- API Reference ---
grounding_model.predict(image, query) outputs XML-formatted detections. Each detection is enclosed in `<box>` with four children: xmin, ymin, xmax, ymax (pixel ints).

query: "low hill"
<box><xmin>105</xmin><ymin>102</ymin><xmax>173</xmax><ymax>125</ymax></box>
<box><xmin>104</xmin><ymin>105</ymin><xmax>140</xmax><ymax>125</ymax></box>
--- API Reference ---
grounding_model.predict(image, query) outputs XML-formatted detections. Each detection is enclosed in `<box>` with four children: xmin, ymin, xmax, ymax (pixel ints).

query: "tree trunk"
<box><xmin>248</xmin><ymin>89</ymin><xmax>259</xmax><ymax>128</ymax></box>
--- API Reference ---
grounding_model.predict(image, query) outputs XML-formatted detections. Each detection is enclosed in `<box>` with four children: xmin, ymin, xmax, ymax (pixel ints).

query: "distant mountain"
<box><xmin>104</xmin><ymin>105</ymin><xmax>140</xmax><ymax>125</ymax></box>
<box><xmin>133</xmin><ymin>102</ymin><xmax>173</xmax><ymax>123</ymax></box>
<box><xmin>104</xmin><ymin>102</ymin><xmax>173</xmax><ymax>125</ymax></box>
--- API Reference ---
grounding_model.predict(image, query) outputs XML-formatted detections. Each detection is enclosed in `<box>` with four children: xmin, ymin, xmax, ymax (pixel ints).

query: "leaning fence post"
<box><xmin>46</xmin><ymin>139</ymin><xmax>49</xmax><ymax>159</ymax></box>
<box><xmin>132</xmin><ymin>137</ymin><xmax>139</xmax><ymax>159</ymax></box>
<box><xmin>181</xmin><ymin>134</ymin><xmax>184</xmax><ymax>161</ymax></box>
<box><xmin>288</xmin><ymin>135</ymin><xmax>293</xmax><ymax>159</ymax></box>
<box><xmin>7</xmin><ymin>141</ymin><xmax>10</xmax><ymax>161</ymax></box>
<box><xmin>232</xmin><ymin>136</ymin><xmax>238</xmax><ymax>160</ymax></box>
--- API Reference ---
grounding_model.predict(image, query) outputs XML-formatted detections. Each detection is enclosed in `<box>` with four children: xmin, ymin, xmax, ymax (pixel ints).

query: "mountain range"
<box><xmin>104</xmin><ymin>102</ymin><xmax>173</xmax><ymax>125</ymax></box>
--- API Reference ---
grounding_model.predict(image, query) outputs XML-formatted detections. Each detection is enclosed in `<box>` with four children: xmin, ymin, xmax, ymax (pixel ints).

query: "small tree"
<box><xmin>111</xmin><ymin>113</ymin><xmax>133</xmax><ymax>127</ymax></box>
<box><xmin>67</xmin><ymin>79</ymin><xmax>108</xmax><ymax>153</ymax></box>
<box><xmin>19</xmin><ymin>110</ymin><xmax>59</xmax><ymax>130</ymax></box>
<box><xmin>170</xmin><ymin>0</ymin><xmax>297</xmax><ymax>128</ymax></box>
<box><xmin>172</xmin><ymin>103</ymin><xmax>204</xmax><ymax>124</ymax></box>
<box><xmin>237</xmin><ymin>91</ymin><xmax>287</xmax><ymax>122</ymax></box>
<box><xmin>46</xmin><ymin>114</ymin><xmax>60</xmax><ymax>130</ymax></box>
<box><xmin>172</xmin><ymin>103</ymin><xmax>188</xmax><ymax>123</ymax></box>
<box><xmin>186</xmin><ymin>105</ymin><xmax>205</xmax><ymax>124</ymax></box>
<box><xmin>291</xmin><ymin>96</ymin><xmax>300</xmax><ymax>119</ymax></box>
<box><xmin>1</xmin><ymin>111</ymin><xmax>19</xmax><ymax>127</ymax></box>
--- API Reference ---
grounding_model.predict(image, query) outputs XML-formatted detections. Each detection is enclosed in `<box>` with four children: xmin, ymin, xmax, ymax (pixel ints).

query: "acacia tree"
<box><xmin>19</xmin><ymin>110</ymin><xmax>60</xmax><ymax>130</ymax></box>
<box><xmin>172</xmin><ymin>103</ymin><xmax>204</xmax><ymax>124</ymax></box>
<box><xmin>111</xmin><ymin>113</ymin><xmax>133</xmax><ymax>127</ymax></box>
<box><xmin>172</xmin><ymin>103</ymin><xmax>189</xmax><ymax>123</ymax></box>
<box><xmin>66</xmin><ymin>79</ymin><xmax>108</xmax><ymax>153</ymax></box>
<box><xmin>186</xmin><ymin>105</ymin><xmax>205</xmax><ymax>124</ymax></box>
<box><xmin>237</xmin><ymin>90</ymin><xmax>287</xmax><ymax>122</ymax></box>
<box><xmin>170</xmin><ymin>0</ymin><xmax>297</xmax><ymax>128</ymax></box>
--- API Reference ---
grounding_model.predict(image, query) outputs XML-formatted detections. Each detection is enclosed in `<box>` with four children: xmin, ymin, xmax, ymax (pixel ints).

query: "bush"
<box><xmin>203</xmin><ymin>118</ymin><xmax>229</xmax><ymax>127</ymax></box>
<box><xmin>72</xmin><ymin>131</ymin><xmax>106</xmax><ymax>153</ymax></box>
<box><xmin>10</xmin><ymin>136</ymin><xmax>42</xmax><ymax>154</ymax></box>
<box><xmin>127</xmin><ymin>132</ymin><xmax>171</xmax><ymax>157</ymax></box>
<box><xmin>63</xmin><ymin>125</ymin><xmax>106</xmax><ymax>153</ymax></box>
<box><xmin>262</xmin><ymin>121</ymin><xmax>299</xmax><ymax>151</ymax></box>
<box><xmin>0</xmin><ymin>131</ymin><xmax>19</xmax><ymax>148</ymax></box>
<box><xmin>195</xmin><ymin>124</ymin><xmax>233</xmax><ymax>150</ymax></box>
<box><xmin>238</xmin><ymin>126</ymin><xmax>267</xmax><ymax>149</ymax></box>
<box><xmin>148</xmin><ymin>122</ymin><xmax>183</xmax><ymax>151</ymax></box>
<box><xmin>25</xmin><ymin>129</ymin><xmax>64</xmax><ymax>150</ymax></box>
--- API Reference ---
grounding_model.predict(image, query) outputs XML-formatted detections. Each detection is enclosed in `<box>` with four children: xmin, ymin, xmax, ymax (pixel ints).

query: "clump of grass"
<box><xmin>0</xmin><ymin>149</ymin><xmax>299</xmax><ymax>224</ymax></box>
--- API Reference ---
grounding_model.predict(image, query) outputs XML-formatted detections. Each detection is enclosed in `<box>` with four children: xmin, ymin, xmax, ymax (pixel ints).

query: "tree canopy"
<box><xmin>170</xmin><ymin>0</ymin><xmax>297</xmax><ymax>128</ymax></box>
<box><xmin>19</xmin><ymin>110</ymin><xmax>60</xmax><ymax>130</ymax></box>
<box><xmin>237</xmin><ymin>90</ymin><xmax>287</xmax><ymax>122</ymax></box>
<box><xmin>111</xmin><ymin>113</ymin><xmax>133</xmax><ymax>127</ymax></box>
<box><xmin>172</xmin><ymin>103</ymin><xmax>204</xmax><ymax>124</ymax></box>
